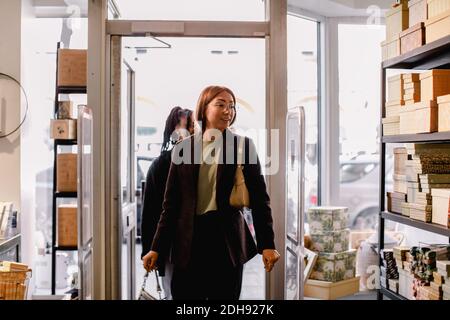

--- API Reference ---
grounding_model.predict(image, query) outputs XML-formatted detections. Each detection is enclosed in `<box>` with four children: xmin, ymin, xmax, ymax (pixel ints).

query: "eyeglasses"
<box><xmin>213</xmin><ymin>103</ymin><xmax>236</xmax><ymax>113</ymax></box>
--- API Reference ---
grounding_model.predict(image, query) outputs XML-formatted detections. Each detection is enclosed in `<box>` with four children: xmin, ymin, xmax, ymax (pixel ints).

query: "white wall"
<box><xmin>0</xmin><ymin>1</ymin><xmax>22</xmax><ymax>213</ymax></box>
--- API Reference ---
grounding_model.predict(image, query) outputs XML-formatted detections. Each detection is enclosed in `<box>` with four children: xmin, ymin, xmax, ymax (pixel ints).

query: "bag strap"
<box><xmin>141</xmin><ymin>271</ymin><xmax>163</xmax><ymax>300</ymax></box>
<box><xmin>237</xmin><ymin>136</ymin><xmax>245</xmax><ymax>167</ymax></box>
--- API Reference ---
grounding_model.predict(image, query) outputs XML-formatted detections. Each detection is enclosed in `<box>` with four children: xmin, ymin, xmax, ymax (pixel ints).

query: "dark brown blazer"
<box><xmin>151</xmin><ymin>129</ymin><xmax>276</xmax><ymax>269</ymax></box>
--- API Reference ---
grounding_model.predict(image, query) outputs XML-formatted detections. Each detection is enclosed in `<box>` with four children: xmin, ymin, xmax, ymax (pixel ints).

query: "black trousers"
<box><xmin>171</xmin><ymin>211</ymin><xmax>243</xmax><ymax>300</ymax></box>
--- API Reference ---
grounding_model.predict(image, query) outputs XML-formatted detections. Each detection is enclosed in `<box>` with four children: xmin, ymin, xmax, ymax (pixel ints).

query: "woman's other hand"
<box><xmin>262</xmin><ymin>249</ymin><xmax>280</xmax><ymax>272</ymax></box>
<box><xmin>142</xmin><ymin>250</ymin><xmax>159</xmax><ymax>272</ymax></box>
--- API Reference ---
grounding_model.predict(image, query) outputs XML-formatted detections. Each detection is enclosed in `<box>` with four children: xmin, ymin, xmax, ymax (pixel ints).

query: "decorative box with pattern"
<box><xmin>310</xmin><ymin>250</ymin><xmax>357</xmax><ymax>282</ymax></box>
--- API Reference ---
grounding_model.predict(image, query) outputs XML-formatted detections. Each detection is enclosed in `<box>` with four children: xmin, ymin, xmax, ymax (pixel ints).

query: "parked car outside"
<box><xmin>306</xmin><ymin>153</ymin><xmax>393</xmax><ymax>230</ymax></box>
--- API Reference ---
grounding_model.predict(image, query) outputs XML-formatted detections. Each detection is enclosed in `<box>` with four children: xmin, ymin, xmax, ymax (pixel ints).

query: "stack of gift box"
<box><xmin>388</xmin><ymin>147</ymin><xmax>408</xmax><ymax>214</ymax></box>
<box><xmin>398</xmin><ymin>249</ymin><xmax>415</xmax><ymax>299</ymax></box>
<box><xmin>307</xmin><ymin>207</ymin><xmax>357</xmax><ymax>284</ymax></box>
<box><xmin>383</xmin><ymin>70</ymin><xmax>450</xmax><ymax>136</ymax></box>
<box><xmin>437</xmin><ymin>261</ymin><xmax>450</xmax><ymax>300</ymax></box>
<box><xmin>380</xmin><ymin>249</ymin><xmax>400</xmax><ymax>292</ymax></box>
<box><xmin>395</xmin><ymin>245</ymin><xmax>450</xmax><ymax>300</ymax></box>
<box><xmin>403</xmin><ymin>73</ymin><xmax>421</xmax><ymax>105</ymax></box>
<box><xmin>411</xmin><ymin>246</ymin><xmax>450</xmax><ymax>300</ymax></box>
<box><xmin>391</xmin><ymin>143</ymin><xmax>450</xmax><ymax>224</ymax></box>
<box><xmin>394</xmin><ymin>246</ymin><xmax>410</xmax><ymax>269</ymax></box>
<box><xmin>384</xmin><ymin>74</ymin><xmax>406</xmax><ymax>136</ymax></box>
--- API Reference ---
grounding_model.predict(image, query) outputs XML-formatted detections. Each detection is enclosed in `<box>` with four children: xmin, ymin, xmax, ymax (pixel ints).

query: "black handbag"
<box><xmin>138</xmin><ymin>271</ymin><xmax>164</xmax><ymax>300</ymax></box>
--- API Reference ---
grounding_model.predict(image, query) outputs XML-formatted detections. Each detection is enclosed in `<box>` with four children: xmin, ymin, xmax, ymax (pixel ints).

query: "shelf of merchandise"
<box><xmin>382</xmin><ymin>132</ymin><xmax>450</xmax><ymax>144</ymax></box>
<box><xmin>382</xmin><ymin>34</ymin><xmax>450</xmax><ymax>70</ymax></box>
<box><xmin>382</xmin><ymin>212</ymin><xmax>450</xmax><ymax>237</ymax></box>
<box><xmin>378</xmin><ymin>35</ymin><xmax>450</xmax><ymax>300</ymax></box>
<box><xmin>51</xmin><ymin>42</ymin><xmax>85</xmax><ymax>295</ymax></box>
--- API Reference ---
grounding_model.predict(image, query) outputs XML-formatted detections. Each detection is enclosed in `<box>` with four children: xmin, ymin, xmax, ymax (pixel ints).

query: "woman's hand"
<box><xmin>142</xmin><ymin>250</ymin><xmax>159</xmax><ymax>272</ymax></box>
<box><xmin>262</xmin><ymin>249</ymin><xmax>280</xmax><ymax>272</ymax></box>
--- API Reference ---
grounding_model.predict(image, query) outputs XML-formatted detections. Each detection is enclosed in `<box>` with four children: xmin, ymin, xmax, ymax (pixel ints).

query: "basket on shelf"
<box><xmin>0</xmin><ymin>268</ymin><xmax>32</xmax><ymax>300</ymax></box>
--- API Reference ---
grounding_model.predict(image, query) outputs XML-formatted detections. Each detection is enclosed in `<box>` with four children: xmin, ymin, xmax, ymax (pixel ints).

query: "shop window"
<box><xmin>287</xmin><ymin>14</ymin><xmax>320</xmax><ymax>216</ymax></box>
<box><xmin>337</xmin><ymin>23</ymin><xmax>385</xmax><ymax>231</ymax></box>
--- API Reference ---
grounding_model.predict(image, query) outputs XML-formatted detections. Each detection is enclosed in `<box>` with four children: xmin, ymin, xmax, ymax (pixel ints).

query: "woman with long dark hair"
<box><xmin>142</xmin><ymin>86</ymin><xmax>279</xmax><ymax>300</ymax></box>
<box><xmin>140</xmin><ymin>106</ymin><xmax>193</xmax><ymax>299</ymax></box>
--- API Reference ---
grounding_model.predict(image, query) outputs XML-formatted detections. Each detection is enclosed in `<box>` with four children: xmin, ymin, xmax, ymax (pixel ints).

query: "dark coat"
<box><xmin>140</xmin><ymin>150</ymin><xmax>172</xmax><ymax>276</ymax></box>
<box><xmin>151</xmin><ymin>129</ymin><xmax>276</xmax><ymax>270</ymax></box>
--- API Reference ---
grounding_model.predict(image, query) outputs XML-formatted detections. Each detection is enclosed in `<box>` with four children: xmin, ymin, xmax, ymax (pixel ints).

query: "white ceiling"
<box><xmin>32</xmin><ymin>0</ymin><xmax>392</xmax><ymax>19</ymax></box>
<box><xmin>288</xmin><ymin>0</ymin><xmax>392</xmax><ymax>17</ymax></box>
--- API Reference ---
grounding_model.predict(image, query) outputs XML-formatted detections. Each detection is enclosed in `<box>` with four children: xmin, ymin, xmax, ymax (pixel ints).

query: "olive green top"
<box><xmin>196</xmin><ymin>140</ymin><xmax>220</xmax><ymax>215</ymax></box>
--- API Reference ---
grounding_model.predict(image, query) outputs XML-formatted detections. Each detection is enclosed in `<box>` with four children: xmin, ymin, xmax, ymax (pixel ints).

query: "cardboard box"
<box><xmin>433</xmin><ymin>271</ymin><xmax>445</xmax><ymax>285</ymax></box>
<box><xmin>386</xmin><ymin>2</ymin><xmax>409</xmax><ymax>41</ymax></box>
<box><xmin>438</xmin><ymin>102</ymin><xmax>450</xmax><ymax>132</ymax></box>
<box><xmin>404</xmin><ymin>87</ymin><xmax>420</xmax><ymax>96</ymax></box>
<box><xmin>57</xmin><ymin>205</ymin><xmax>77</xmax><ymax>247</ymax></box>
<box><xmin>438</xmin><ymin>94</ymin><xmax>450</xmax><ymax>132</ymax></box>
<box><xmin>404</xmin><ymin>81</ymin><xmax>421</xmax><ymax>90</ymax></box>
<box><xmin>386</xmin><ymin>103</ymin><xmax>404</xmax><ymax>117</ymax></box>
<box><xmin>403</xmin><ymin>73</ymin><xmax>421</xmax><ymax>82</ymax></box>
<box><xmin>387</xmin><ymin>75</ymin><xmax>405</xmax><ymax>102</ymax></box>
<box><xmin>403</xmin><ymin>92</ymin><xmax>421</xmax><ymax>102</ymax></box>
<box><xmin>399</xmin><ymin>269</ymin><xmax>415</xmax><ymax>299</ymax></box>
<box><xmin>409</xmin><ymin>0</ymin><xmax>428</xmax><ymax>26</ymax></box>
<box><xmin>394</xmin><ymin>147</ymin><xmax>408</xmax><ymax>175</ymax></box>
<box><xmin>50</xmin><ymin>119</ymin><xmax>77</xmax><ymax>140</ymax></box>
<box><xmin>425</xmin><ymin>9</ymin><xmax>450</xmax><ymax>43</ymax></box>
<box><xmin>381</xmin><ymin>35</ymin><xmax>401</xmax><ymax>61</ymax></box>
<box><xmin>304</xmin><ymin>277</ymin><xmax>360</xmax><ymax>300</ymax></box>
<box><xmin>307</xmin><ymin>206</ymin><xmax>349</xmax><ymax>233</ymax></box>
<box><xmin>349</xmin><ymin>230</ymin><xmax>374</xmax><ymax>250</ymax></box>
<box><xmin>57</xmin><ymin>49</ymin><xmax>87</xmax><ymax>87</ymax></box>
<box><xmin>432</xmin><ymin>189</ymin><xmax>450</xmax><ymax>226</ymax></box>
<box><xmin>310</xmin><ymin>250</ymin><xmax>356</xmax><ymax>282</ymax></box>
<box><xmin>427</xmin><ymin>0</ymin><xmax>450</xmax><ymax>19</ymax></box>
<box><xmin>438</xmin><ymin>94</ymin><xmax>450</xmax><ymax>104</ymax></box>
<box><xmin>400</xmin><ymin>22</ymin><xmax>426</xmax><ymax>54</ymax></box>
<box><xmin>420</xmin><ymin>70</ymin><xmax>450</xmax><ymax>101</ymax></box>
<box><xmin>399</xmin><ymin>101</ymin><xmax>438</xmax><ymax>134</ymax></box>
<box><xmin>57</xmin><ymin>101</ymin><xmax>74</xmax><ymax>119</ymax></box>
<box><xmin>383</xmin><ymin>122</ymin><xmax>401</xmax><ymax>136</ymax></box>
<box><xmin>394</xmin><ymin>174</ymin><xmax>408</xmax><ymax>193</ymax></box>
<box><xmin>56</xmin><ymin>153</ymin><xmax>77</xmax><ymax>192</ymax></box>
<box><xmin>389</xmin><ymin>279</ymin><xmax>400</xmax><ymax>293</ymax></box>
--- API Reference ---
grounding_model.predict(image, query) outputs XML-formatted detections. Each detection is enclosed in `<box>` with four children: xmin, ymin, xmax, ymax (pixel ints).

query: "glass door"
<box><xmin>285</xmin><ymin>107</ymin><xmax>306</xmax><ymax>300</ymax></box>
<box><xmin>110</xmin><ymin>35</ymin><xmax>137</xmax><ymax>300</ymax></box>
<box><xmin>120</xmin><ymin>60</ymin><xmax>137</xmax><ymax>300</ymax></box>
<box><xmin>77</xmin><ymin>105</ymin><xmax>94</xmax><ymax>300</ymax></box>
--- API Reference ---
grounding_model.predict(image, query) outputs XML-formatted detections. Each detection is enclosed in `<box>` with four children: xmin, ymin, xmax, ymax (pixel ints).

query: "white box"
<box><xmin>431</xmin><ymin>189</ymin><xmax>450</xmax><ymax>226</ymax></box>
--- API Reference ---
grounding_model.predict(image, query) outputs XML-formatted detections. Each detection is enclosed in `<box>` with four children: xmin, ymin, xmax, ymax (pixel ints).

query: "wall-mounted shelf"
<box><xmin>55</xmin><ymin>192</ymin><xmax>77</xmax><ymax>198</ymax></box>
<box><xmin>382</xmin><ymin>212</ymin><xmax>450</xmax><ymax>237</ymax></box>
<box><xmin>379</xmin><ymin>287</ymin><xmax>408</xmax><ymax>300</ymax></box>
<box><xmin>57</xmin><ymin>86</ymin><xmax>87</xmax><ymax>94</ymax></box>
<box><xmin>382</xmin><ymin>35</ymin><xmax>450</xmax><ymax>70</ymax></box>
<box><xmin>382</xmin><ymin>132</ymin><xmax>450</xmax><ymax>144</ymax></box>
